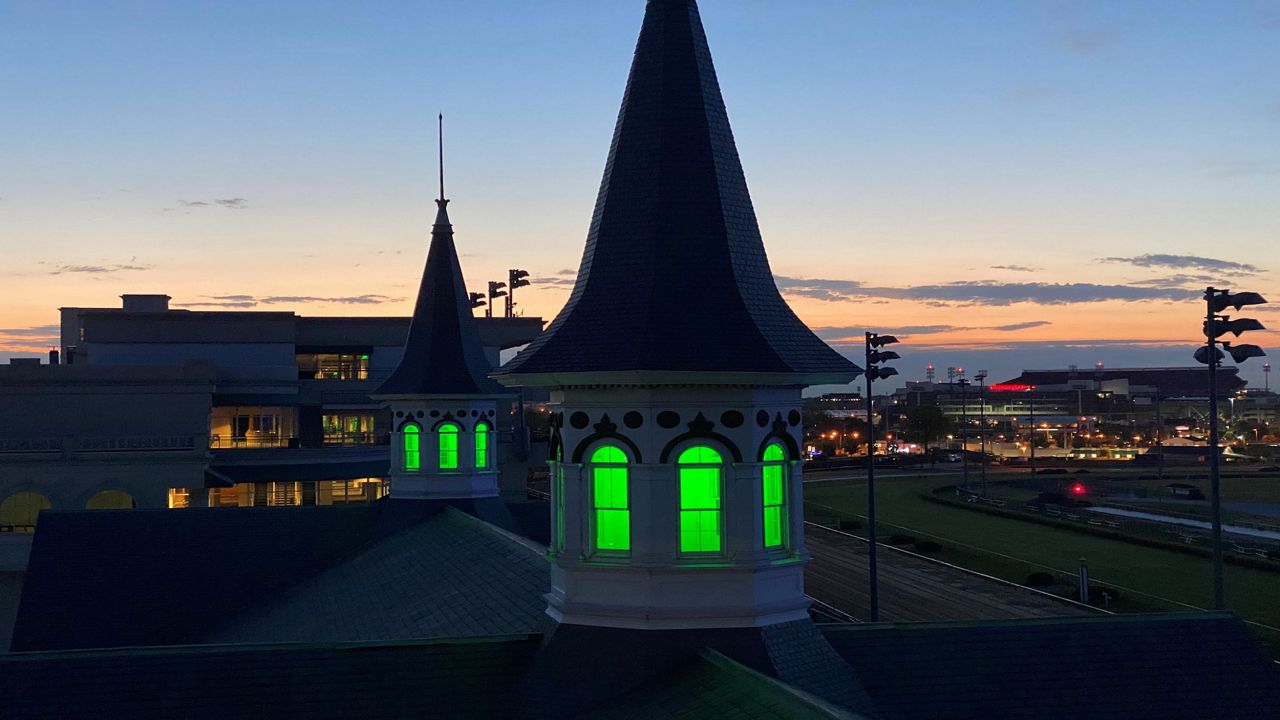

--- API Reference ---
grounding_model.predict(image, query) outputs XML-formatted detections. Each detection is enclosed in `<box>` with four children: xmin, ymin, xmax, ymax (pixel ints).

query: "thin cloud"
<box><xmin>775</xmin><ymin>275</ymin><xmax>1195</xmax><ymax>306</ymax></box>
<box><xmin>175</xmin><ymin>294</ymin><xmax>400</xmax><ymax>309</ymax></box>
<box><xmin>178</xmin><ymin>200</ymin><xmax>209</xmax><ymax>207</ymax></box>
<box><xmin>48</xmin><ymin>263</ymin><xmax>151</xmax><ymax>275</ymax></box>
<box><xmin>215</xmin><ymin>198</ymin><xmax>249</xmax><ymax>210</ymax></box>
<box><xmin>0</xmin><ymin>324</ymin><xmax>61</xmax><ymax>351</ymax></box>
<box><xmin>990</xmin><ymin>264</ymin><xmax>1040</xmax><ymax>273</ymax></box>
<box><xmin>814</xmin><ymin>321</ymin><xmax>1052</xmax><ymax>345</ymax></box>
<box><xmin>1097</xmin><ymin>254</ymin><xmax>1261</xmax><ymax>274</ymax></box>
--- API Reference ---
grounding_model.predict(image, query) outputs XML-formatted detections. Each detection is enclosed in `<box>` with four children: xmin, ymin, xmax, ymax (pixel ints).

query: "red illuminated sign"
<box><xmin>989</xmin><ymin>383</ymin><xmax>1036</xmax><ymax>392</ymax></box>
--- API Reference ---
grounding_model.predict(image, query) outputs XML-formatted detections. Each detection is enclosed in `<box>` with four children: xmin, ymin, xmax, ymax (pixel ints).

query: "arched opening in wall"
<box><xmin>437</xmin><ymin>422</ymin><xmax>460</xmax><ymax>470</ymax></box>
<box><xmin>589</xmin><ymin>444</ymin><xmax>631</xmax><ymax>554</ymax></box>
<box><xmin>761</xmin><ymin>443</ymin><xmax>788</xmax><ymax>549</ymax></box>
<box><xmin>402</xmin><ymin>423</ymin><xmax>422</xmax><ymax>471</ymax></box>
<box><xmin>86</xmin><ymin>489</ymin><xmax>137</xmax><ymax>510</ymax></box>
<box><xmin>475</xmin><ymin>421</ymin><xmax>491</xmax><ymax>469</ymax></box>
<box><xmin>0</xmin><ymin>491</ymin><xmax>51</xmax><ymax>533</ymax></box>
<box><xmin>677</xmin><ymin>445</ymin><xmax>724</xmax><ymax>554</ymax></box>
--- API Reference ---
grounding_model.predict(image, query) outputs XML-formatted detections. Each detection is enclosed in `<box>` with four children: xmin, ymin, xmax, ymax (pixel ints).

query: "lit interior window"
<box><xmin>678</xmin><ymin>445</ymin><xmax>723</xmax><ymax>553</ymax></box>
<box><xmin>475</xmin><ymin>422</ymin><xmax>490</xmax><ymax>469</ymax></box>
<box><xmin>403</xmin><ymin>424</ymin><xmax>421</xmax><ymax>470</ymax></box>
<box><xmin>762</xmin><ymin>443</ymin><xmax>787</xmax><ymax>549</ymax></box>
<box><xmin>438</xmin><ymin>423</ymin><xmax>459</xmax><ymax>469</ymax></box>
<box><xmin>591</xmin><ymin>445</ymin><xmax>630</xmax><ymax>552</ymax></box>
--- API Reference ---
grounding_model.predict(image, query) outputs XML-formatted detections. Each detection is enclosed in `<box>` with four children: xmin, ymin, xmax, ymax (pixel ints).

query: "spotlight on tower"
<box><xmin>486</xmin><ymin>281</ymin><xmax>507</xmax><ymax>319</ymax></box>
<box><xmin>506</xmin><ymin>269</ymin><xmax>531</xmax><ymax>318</ymax></box>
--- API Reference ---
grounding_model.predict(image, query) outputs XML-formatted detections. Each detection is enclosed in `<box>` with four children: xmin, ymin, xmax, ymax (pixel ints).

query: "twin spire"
<box><xmin>374</xmin><ymin>114</ymin><xmax>502</xmax><ymax>397</ymax></box>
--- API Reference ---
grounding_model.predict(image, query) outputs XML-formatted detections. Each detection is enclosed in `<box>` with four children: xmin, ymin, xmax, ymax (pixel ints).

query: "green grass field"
<box><xmin>803</xmin><ymin>473</ymin><xmax>1280</xmax><ymax>653</ymax></box>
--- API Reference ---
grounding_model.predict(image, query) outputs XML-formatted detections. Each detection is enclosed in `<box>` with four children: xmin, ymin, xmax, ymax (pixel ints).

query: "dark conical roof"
<box><xmin>376</xmin><ymin>200</ymin><xmax>505</xmax><ymax>396</ymax></box>
<box><xmin>497</xmin><ymin>0</ymin><xmax>859</xmax><ymax>384</ymax></box>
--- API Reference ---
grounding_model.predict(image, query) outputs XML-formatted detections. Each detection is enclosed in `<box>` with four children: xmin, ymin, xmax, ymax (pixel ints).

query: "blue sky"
<box><xmin>2</xmin><ymin>1</ymin><xmax>1278</xmax><ymax>387</ymax></box>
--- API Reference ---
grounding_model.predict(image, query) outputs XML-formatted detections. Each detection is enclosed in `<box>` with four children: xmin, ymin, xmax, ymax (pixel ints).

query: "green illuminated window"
<box><xmin>678</xmin><ymin>445</ymin><xmax>723</xmax><ymax>553</ymax></box>
<box><xmin>475</xmin><ymin>422</ymin><xmax>490</xmax><ymax>469</ymax></box>
<box><xmin>403</xmin><ymin>424</ymin><xmax>421</xmax><ymax>471</ymax></box>
<box><xmin>762</xmin><ymin>443</ymin><xmax>787</xmax><ymax>549</ymax></box>
<box><xmin>554</xmin><ymin>449</ymin><xmax>565</xmax><ymax>552</ymax></box>
<box><xmin>438</xmin><ymin>423</ymin><xmax>459</xmax><ymax>469</ymax></box>
<box><xmin>591</xmin><ymin>445</ymin><xmax>630</xmax><ymax>552</ymax></box>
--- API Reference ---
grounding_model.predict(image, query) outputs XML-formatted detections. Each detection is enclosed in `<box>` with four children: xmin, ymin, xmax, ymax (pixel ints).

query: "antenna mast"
<box><xmin>438</xmin><ymin>113</ymin><xmax>445</xmax><ymax>202</ymax></box>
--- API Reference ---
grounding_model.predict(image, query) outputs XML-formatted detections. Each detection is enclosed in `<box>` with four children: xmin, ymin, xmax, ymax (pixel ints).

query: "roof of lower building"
<box><xmin>823</xmin><ymin>612</ymin><xmax>1280</xmax><ymax>720</ymax></box>
<box><xmin>376</xmin><ymin>200</ymin><xmax>505</xmax><ymax>396</ymax></box>
<box><xmin>10</xmin><ymin>500</ymin><xmax>545</xmax><ymax>652</ymax></box>
<box><xmin>208</xmin><ymin>508</ymin><xmax>548</xmax><ymax>644</ymax></box>
<box><xmin>496</xmin><ymin>0</ymin><xmax>859</xmax><ymax>383</ymax></box>
<box><xmin>998</xmin><ymin>366</ymin><xmax>1246</xmax><ymax>397</ymax></box>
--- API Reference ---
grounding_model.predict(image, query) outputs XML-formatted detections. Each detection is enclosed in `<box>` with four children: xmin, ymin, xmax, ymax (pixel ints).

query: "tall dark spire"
<box><xmin>498</xmin><ymin>0</ymin><xmax>858</xmax><ymax>383</ymax></box>
<box><xmin>376</xmin><ymin>121</ymin><xmax>503</xmax><ymax>397</ymax></box>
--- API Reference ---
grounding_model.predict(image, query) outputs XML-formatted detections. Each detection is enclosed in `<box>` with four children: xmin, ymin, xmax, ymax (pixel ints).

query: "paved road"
<box><xmin>804</xmin><ymin>523</ymin><xmax>1097</xmax><ymax>622</ymax></box>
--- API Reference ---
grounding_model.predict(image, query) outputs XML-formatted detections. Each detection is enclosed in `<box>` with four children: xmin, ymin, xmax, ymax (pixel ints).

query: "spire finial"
<box><xmin>437</xmin><ymin>113</ymin><xmax>447</xmax><ymax>206</ymax></box>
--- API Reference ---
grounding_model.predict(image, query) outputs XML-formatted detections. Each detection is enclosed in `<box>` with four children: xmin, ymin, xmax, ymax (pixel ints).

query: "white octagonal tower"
<box><xmin>496</xmin><ymin>0</ymin><xmax>861</xmax><ymax>631</ymax></box>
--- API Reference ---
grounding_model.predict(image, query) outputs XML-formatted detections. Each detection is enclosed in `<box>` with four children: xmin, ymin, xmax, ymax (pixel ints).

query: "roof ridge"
<box><xmin>698</xmin><ymin>649</ymin><xmax>876</xmax><ymax>720</ymax></box>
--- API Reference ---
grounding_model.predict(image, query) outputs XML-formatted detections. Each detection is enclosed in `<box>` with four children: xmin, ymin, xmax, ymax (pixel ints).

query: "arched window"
<box><xmin>402</xmin><ymin>424</ymin><xmax>421</xmax><ymax>471</ymax></box>
<box><xmin>678</xmin><ymin>445</ymin><xmax>723</xmax><ymax>553</ymax></box>
<box><xmin>475</xmin><ymin>422</ymin><xmax>491</xmax><ymax>469</ymax></box>
<box><xmin>590</xmin><ymin>445</ymin><xmax>630</xmax><ymax>552</ymax></box>
<box><xmin>761</xmin><ymin>443</ymin><xmax>788</xmax><ymax>549</ymax></box>
<box><xmin>86</xmin><ymin>489</ymin><xmax>136</xmax><ymax>510</ymax></box>
<box><xmin>438</xmin><ymin>422</ymin><xmax>460</xmax><ymax>469</ymax></box>
<box><xmin>0</xmin><ymin>491</ymin><xmax>51</xmax><ymax>533</ymax></box>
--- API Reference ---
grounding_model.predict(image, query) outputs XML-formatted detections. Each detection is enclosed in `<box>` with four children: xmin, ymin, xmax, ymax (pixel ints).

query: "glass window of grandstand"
<box><xmin>590</xmin><ymin>445</ymin><xmax>630</xmax><ymax>554</ymax></box>
<box><xmin>761</xmin><ymin>443</ymin><xmax>788</xmax><ymax>550</ymax></box>
<box><xmin>323</xmin><ymin>413</ymin><xmax>377</xmax><ymax>445</ymax></box>
<box><xmin>1</xmin><ymin>491</ymin><xmax>51</xmax><ymax>533</ymax></box>
<box><xmin>200</xmin><ymin>479</ymin><xmax>388</xmax><ymax>508</ymax></box>
<box><xmin>296</xmin><ymin>351</ymin><xmax>370</xmax><ymax>381</ymax></box>
<box><xmin>438</xmin><ymin>423</ymin><xmax>460</xmax><ymax>470</ymax></box>
<box><xmin>678</xmin><ymin>445</ymin><xmax>724</xmax><ymax>554</ymax></box>
<box><xmin>209</xmin><ymin>407</ymin><xmax>298</xmax><ymax>449</ymax></box>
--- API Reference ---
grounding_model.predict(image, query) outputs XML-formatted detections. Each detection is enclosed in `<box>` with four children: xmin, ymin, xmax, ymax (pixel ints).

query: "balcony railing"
<box><xmin>209</xmin><ymin>434</ymin><xmax>298</xmax><ymax>449</ymax></box>
<box><xmin>0</xmin><ymin>435</ymin><xmax>200</xmax><ymax>454</ymax></box>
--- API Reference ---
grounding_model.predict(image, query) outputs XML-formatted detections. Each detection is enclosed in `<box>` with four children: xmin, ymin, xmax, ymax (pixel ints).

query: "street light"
<box><xmin>864</xmin><ymin>332</ymin><xmax>900</xmax><ymax>623</ymax></box>
<box><xmin>1197</xmin><ymin>286</ymin><xmax>1268</xmax><ymax>611</ymax></box>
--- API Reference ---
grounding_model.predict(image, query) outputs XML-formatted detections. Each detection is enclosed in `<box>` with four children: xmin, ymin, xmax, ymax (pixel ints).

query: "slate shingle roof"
<box><xmin>823</xmin><ymin>612</ymin><xmax>1280</xmax><ymax>720</ymax></box>
<box><xmin>0</xmin><ymin>636</ymin><xmax>541</xmax><ymax>720</ymax></box>
<box><xmin>497</xmin><ymin>0</ymin><xmax>859</xmax><ymax>382</ymax></box>
<box><xmin>585</xmin><ymin>649</ymin><xmax>871</xmax><ymax>720</ymax></box>
<box><xmin>377</xmin><ymin>200</ymin><xmax>505</xmax><ymax>396</ymax></box>
<box><xmin>209</xmin><ymin>508</ymin><xmax>548</xmax><ymax>644</ymax></box>
<box><xmin>10</xmin><ymin>501</ymin><xmax>546</xmax><ymax>652</ymax></box>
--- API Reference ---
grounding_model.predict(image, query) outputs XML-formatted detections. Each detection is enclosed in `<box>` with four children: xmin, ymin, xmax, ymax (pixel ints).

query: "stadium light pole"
<box><xmin>1028</xmin><ymin>385</ymin><xmax>1037</xmax><ymax>478</ymax></box>
<box><xmin>976</xmin><ymin>370</ymin><xmax>988</xmax><ymax>497</ymax></box>
<box><xmin>864</xmin><ymin>332</ymin><xmax>900</xmax><ymax>622</ymax></box>
<box><xmin>1197</xmin><ymin>287</ymin><xmax>1268</xmax><ymax>611</ymax></box>
<box><xmin>957</xmin><ymin>372</ymin><xmax>970</xmax><ymax>492</ymax></box>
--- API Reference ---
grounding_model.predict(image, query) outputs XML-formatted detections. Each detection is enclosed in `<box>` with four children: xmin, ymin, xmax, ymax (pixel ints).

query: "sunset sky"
<box><xmin>2</xmin><ymin>1</ymin><xmax>1277</xmax><ymax>387</ymax></box>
